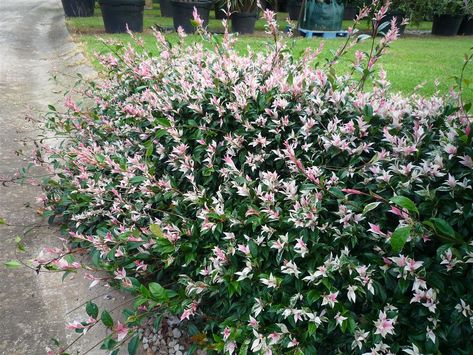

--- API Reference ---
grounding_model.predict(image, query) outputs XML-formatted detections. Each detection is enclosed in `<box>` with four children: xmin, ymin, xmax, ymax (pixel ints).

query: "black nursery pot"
<box><xmin>278</xmin><ymin>0</ymin><xmax>287</xmax><ymax>13</ymax></box>
<box><xmin>287</xmin><ymin>0</ymin><xmax>302</xmax><ymax>21</ymax></box>
<box><xmin>61</xmin><ymin>0</ymin><xmax>95</xmax><ymax>17</ymax></box>
<box><xmin>160</xmin><ymin>0</ymin><xmax>173</xmax><ymax>17</ymax></box>
<box><xmin>215</xmin><ymin>3</ymin><xmax>227</xmax><ymax>20</ymax></box>
<box><xmin>343</xmin><ymin>4</ymin><xmax>356</xmax><ymax>20</ymax></box>
<box><xmin>231</xmin><ymin>12</ymin><xmax>257</xmax><ymax>34</ymax></box>
<box><xmin>378</xmin><ymin>11</ymin><xmax>406</xmax><ymax>36</ymax></box>
<box><xmin>432</xmin><ymin>14</ymin><xmax>463</xmax><ymax>36</ymax></box>
<box><xmin>99</xmin><ymin>0</ymin><xmax>145</xmax><ymax>33</ymax></box>
<box><xmin>171</xmin><ymin>0</ymin><xmax>213</xmax><ymax>33</ymax></box>
<box><xmin>458</xmin><ymin>16</ymin><xmax>473</xmax><ymax>35</ymax></box>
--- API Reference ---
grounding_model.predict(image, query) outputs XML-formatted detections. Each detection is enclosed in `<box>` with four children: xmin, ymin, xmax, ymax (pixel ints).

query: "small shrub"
<box><xmin>37</xmin><ymin>8</ymin><xmax>473</xmax><ymax>355</ymax></box>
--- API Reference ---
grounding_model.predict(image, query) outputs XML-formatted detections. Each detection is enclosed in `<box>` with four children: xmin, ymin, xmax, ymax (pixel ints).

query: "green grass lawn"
<box><xmin>68</xmin><ymin>4</ymin><xmax>473</xmax><ymax>102</ymax></box>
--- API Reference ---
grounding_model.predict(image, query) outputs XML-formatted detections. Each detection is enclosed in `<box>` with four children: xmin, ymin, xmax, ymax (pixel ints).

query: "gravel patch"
<box><xmin>139</xmin><ymin>315</ymin><xmax>207</xmax><ymax>355</ymax></box>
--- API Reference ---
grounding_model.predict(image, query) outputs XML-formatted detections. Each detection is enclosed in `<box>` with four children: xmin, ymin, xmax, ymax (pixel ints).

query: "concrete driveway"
<box><xmin>0</xmin><ymin>1</ymin><xmax>130</xmax><ymax>354</ymax></box>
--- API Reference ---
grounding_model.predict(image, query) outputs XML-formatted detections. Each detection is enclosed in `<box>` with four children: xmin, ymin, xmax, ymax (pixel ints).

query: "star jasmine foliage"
<box><xmin>34</xmin><ymin>4</ymin><xmax>473</xmax><ymax>355</ymax></box>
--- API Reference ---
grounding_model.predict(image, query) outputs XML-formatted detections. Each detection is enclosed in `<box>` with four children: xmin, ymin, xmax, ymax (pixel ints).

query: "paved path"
<box><xmin>0</xmin><ymin>1</ymin><xmax>130</xmax><ymax>354</ymax></box>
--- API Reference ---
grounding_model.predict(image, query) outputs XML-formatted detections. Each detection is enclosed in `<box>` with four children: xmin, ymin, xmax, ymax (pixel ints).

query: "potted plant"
<box><xmin>278</xmin><ymin>0</ymin><xmax>288</xmax><ymax>11</ymax></box>
<box><xmin>287</xmin><ymin>0</ymin><xmax>303</xmax><ymax>20</ymax></box>
<box><xmin>98</xmin><ymin>0</ymin><xmax>145</xmax><ymax>33</ymax></box>
<box><xmin>160</xmin><ymin>0</ymin><xmax>174</xmax><ymax>16</ymax></box>
<box><xmin>458</xmin><ymin>0</ymin><xmax>473</xmax><ymax>34</ymax></box>
<box><xmin>171</xmin><ymin>0</ymin><xmax>214</xmax><ymax>33</ymax></box>
<box><xmin>343</xmin><ymin>0</ymin><xmax>364</xmax><ymax>20</ymax></box>
<box><xmin>430</xmin><ymin>0</ymin><xmax>464</xmax><ymax>35</ymax></box>
<box><xmin>215</xmin><ymin>0</ymin><xmax>259</xmax><ymax>33</ymax></box>
<box><xmin>215</xmin><ymin>2</ymin><xmax>228</xmax><ymax>19</ymax></box>
<box><xmin>376</xmin><ymin>0</ymin><xmax>427</xmax><ymax>35</ymax></box>
<box><xmin>61</xmin><ymin>0</ymin><xmax>95</xmax><ymax>17</ymax></box>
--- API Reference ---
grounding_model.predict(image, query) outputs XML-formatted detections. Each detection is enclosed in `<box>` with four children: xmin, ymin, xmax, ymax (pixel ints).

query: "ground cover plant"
<box><xmin>28</xmin><ymin>2</ymin><xmax>473</xmax><ymax>354</ymax></box>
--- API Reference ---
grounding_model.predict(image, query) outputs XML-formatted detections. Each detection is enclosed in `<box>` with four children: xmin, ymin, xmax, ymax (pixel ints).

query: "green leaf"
<box><xmin>129</xmin><ymin>176</ymin><xmax>146</xmax><ymax>184</ymax></box>
<box><xmin>308</xmin><ymin>322</ymin><xmax>317</xmax><ymax>336</ymax></box>
<box><xmin>429</xmin><ymin>217</ymin><xmax>456</xmax><ymax>239</ymax></box>
<box><xmin>101</xmin><ymin>310</ymin><xmax>114</xmax><ymax>328</ymax></box>
<box><xmin>62</xmin><ymin>271</ymin><xmax>72</xmax><ymax>282</ymax></box>
<box><xmin>397</xmin><ymin>278</ymin><xmax>410</xmax><ymax>294</ymax></box>
<box><xmin>307</xmin><ymin>290</ymin><xmax>320</xmax><ymax>305</ymax></box>
<box><xmin>4</xmin><ymin>260</ymin><xmax>21</xmax><ymax>269</ymax></box>
<box><xmin>149</xmin><ymin>282</ymin><xmax>168</xmax><ymax>301</ymax></box>
<box><xmin>86</xmin><ymin>301</ymin><xmax>99</xmax><ymax>319</ymax></box>
<box><xmin>188</xmin><ymin>344</ymin><xmax>197</xmax><ymax>355</ymax></box>
<box><xmin>15</xmin><ymin>236</ymin><xmax>26</xmax><ymax>252</ymax></box>
<box><xmin>347</xmin><ymin>317</ymin><xmax>356</xmax><ymax>334</ymax></box>
<box><xmin>0</xmin><ymin>218</ymin><xmax>6</xmax><ymax>224</ymax></box>
<box><xmin>134</xmin><ymin>85</ymin><xmax>148</xmax><ymax>93</ymax></box>
<box><xmin>248</xmin><ymin>240</ymin><xmax>258</xmax><ymax>257</ymax></box>
<box><xmin>155</xmin><ymin>128</ymin><xmax>167</xmax><ymax>139</ymax></box>
<box><xmin>238</xmin><ymin>340</ymin><xmax>250</xmax><ymax>355</ymax></box>
<box><xmin>140</xmin><ymin>284</ymin><xmax>151</xmax><ymax>299</ymax></box>
<box><xmin>150</xmin><ymin>224</ymin><xmax>164</xmax><ymax>238</ymax></box>
<box><xmin>156</xmin><ymin>117</ymin><xmax>171</xmax><ymax>127</ymax></box>
<box><xmin>362</xmin><ymin>202</ymin><xmax>381</xmax><ymax>215</ymax></box>
<box><xmin>100</xmin><ymin>336</ymin><xmax>117</xmax><ymax>350</ymax></box>
<box><xmin>329</xmin><ymin>187</ymin><xmax>345</xmax><ymax>199</ymax></box>
<box><xmin>128</xmin><ymin>335</ymin><xmax>139</xmax><ymax>355</ymax></box>
<box><xmin>390</xmin><ymin>196</ymin><xmax>418</xmax><ymax>215</ymax></box>
<box><xmin>154</xmin><ymin>238</ymin><xmax>175</xmax><ymax>254</ymax></box>
<box><xmin>390</xmin><ymin>226</ymin><xmax>412</xmax><ymax>253</ymax></box>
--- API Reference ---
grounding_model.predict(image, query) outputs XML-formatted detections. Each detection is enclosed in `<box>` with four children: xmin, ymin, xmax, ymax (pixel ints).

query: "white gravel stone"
<box><xmin>140</xmin><ymin>314</ymin><xmax>194</xmax><ymax>355</ymax></box>
<box><xmin>168</xmin><ymin>315</ymin><xmax>180</xmax><ymax>326</ymax></box>
<box><xmin>172</xmin><ymin>328</ymin><xmax>182</xmax><ymax>339</ymax></box>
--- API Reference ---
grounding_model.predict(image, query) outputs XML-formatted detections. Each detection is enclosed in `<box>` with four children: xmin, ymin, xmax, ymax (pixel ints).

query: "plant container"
<box><xmin>432</xmin><ymin>14</ymin><xmax>463</xmax><ymax>36</ymax></box>
<box><xmin>260</xmin><ymin>0</ymin><xmax>272</xmax><ymax>10</ymax></box>
<box><xmin>343</xmin><ymin>3</ymin><xmax>356</xmax><ymax>20</ymax></box>
<box><xmin>171</xmin><ymin>0</ymin><xmax>213</xmax><ymax>33</ymax></box>
<box><xmin>378</xmin><ymin>11</ymin><xmax>406</xmax><ymax>35</ymax></box>
<box><xmin>287</xmin><ymin>0</ymin><xmax>302</xmax><ymax>21</ymax></box>
<box><xmin>99</xmin><ymin>0</ymin><xmax>145</xmax><ymax>33</ymax></box>
<box><xmin>215</xmin><ymin>3</ymin><xmax>227</xmax><ymax>19</ymax></box>
<box><xmin>458</xmin><ymin>16</ymin><xmax>473</xmax><ymax>35</ymax></box>
<box><xmin>231</xmin><ymin>11</ymin><xmax>257</xmax><ymax>34</ymax></box>
<box><xmin>160</xmin><ymin>0</ymin><xmax>173</xmax><ymax>17</ymax></box>
<box><xmin>61</xmin><ymin>0</ymin><xmax>95</xmax><ymax>17</ymax></box>
<box><xmin>277</xmin><ymin>0</ymin><xmax>287</xmax><ymax>12</ymax></box>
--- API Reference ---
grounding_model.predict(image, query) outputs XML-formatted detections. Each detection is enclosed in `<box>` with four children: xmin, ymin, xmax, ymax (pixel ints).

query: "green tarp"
<box><xmin>299</xmin><ymin>0</ymin><xmax>344</xmax><ymax>32</ymax></box>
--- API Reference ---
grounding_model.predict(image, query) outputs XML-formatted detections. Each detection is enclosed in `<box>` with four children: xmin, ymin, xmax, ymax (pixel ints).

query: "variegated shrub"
<box><xmin>37</xmin><ymin>5</ymin><xmax>473</xmax><ymax>355</ymax></box>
